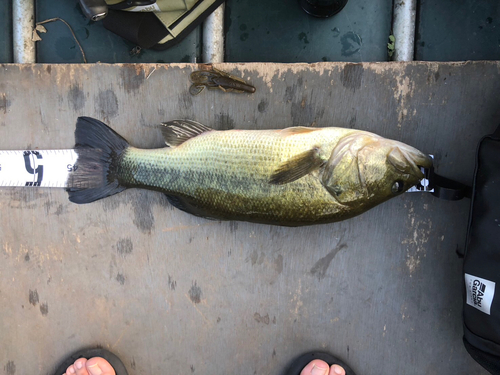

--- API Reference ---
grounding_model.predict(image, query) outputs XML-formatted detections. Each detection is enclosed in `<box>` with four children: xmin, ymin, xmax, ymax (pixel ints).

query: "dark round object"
<box><xmin>299</xmin><ymin>0</ymin><xmax>349</xmax><ymax>17</ymax></box>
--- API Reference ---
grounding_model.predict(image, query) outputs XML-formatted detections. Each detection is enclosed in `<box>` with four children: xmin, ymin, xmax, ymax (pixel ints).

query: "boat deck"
<box><xmin>0</xmin><ymin>61</ymin><xmax>498</xmax><ymax>374</ymax></box>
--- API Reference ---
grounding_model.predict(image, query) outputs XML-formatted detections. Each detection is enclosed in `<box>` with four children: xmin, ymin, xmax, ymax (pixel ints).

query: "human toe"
<box><xmin>63</xmin><ymin>358</ymin><xmax>89</xmax><ymax>375</ymax></box>
<box><xmin>330</xmin><ymin>364</ymin><xmax>345</xmax><ymax>375</ymax></box>
<box><xmin>85</xmin><ymin>357</ymin><xmax>116</xmax><ymax>375</ymax></box>
<box><xmin>74</xmin><ymin>358</ymin><xmax>89</xmax><ymax>375</ymax></box>
<box><xmin>300</xmin><ymin>359</ymin><xmax>331</xmax><ymax>375</ymax></box>
<box><xmin>64</xmin><ymin>363</ymin><xmax>76</xmax><ymax>375</ymax></box>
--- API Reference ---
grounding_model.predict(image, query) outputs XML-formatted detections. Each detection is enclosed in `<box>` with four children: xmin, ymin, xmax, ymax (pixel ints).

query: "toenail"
<box><xmin>87</xmin><ymin>362</ymin><xmax>103</xmax><ymax>375</ymax></box>
<box><xmin>332</xmin><ymin>365</ymin><xmax>344</xmax><ymax>375</ymax></box>
<box><xmin>311</xmin><ymin>363</ymin><xmax>328</xmax><ymax>375</ymax></box>
<box><xmin>75</xmin><ymin>361</ymin><xmax>83</xmax><ymax>370</ymax></box>
<box><xmin>68</xmin><ymin>367</ymin><xmax>76</xmax><ymax>374</ymax></box>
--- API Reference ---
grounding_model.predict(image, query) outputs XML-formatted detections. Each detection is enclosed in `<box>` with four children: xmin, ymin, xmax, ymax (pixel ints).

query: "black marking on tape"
<box><xmin>23</xmin><ymin>151</ymin><xmax>43</xmax><ymax>186</ymax></box>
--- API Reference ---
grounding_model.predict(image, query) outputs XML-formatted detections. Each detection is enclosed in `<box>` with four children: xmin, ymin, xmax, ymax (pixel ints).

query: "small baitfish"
<box><xmin>67</xmin><ymin>117</ymin><xmax>432</xmax><ymax>226</ymax></box>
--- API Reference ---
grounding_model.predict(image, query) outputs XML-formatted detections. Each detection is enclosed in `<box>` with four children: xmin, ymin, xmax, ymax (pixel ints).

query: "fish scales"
<box><xmin>68</xmin><ymin>117</ymin><xmax>432</xmax><ymax>226</ymax></box>
<box><xmin>118</xmin><ymin>128</ymin><xmax>355</xmax><ymax>225</ymax></box>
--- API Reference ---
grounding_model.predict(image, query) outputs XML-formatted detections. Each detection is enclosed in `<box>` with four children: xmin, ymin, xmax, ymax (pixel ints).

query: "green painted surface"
<box><xmin>416</xmin><ymin>0</ymin><xmax>500</xmax><ymax>61</ymax></box>
<box><xmin>224</xmin><ymin>0</ymin><xmax>392</xmax><ymax>62</ymax></box>
<box><xmin>36</xmin><ymin>1</ymin><xmax>201</xmax><ymax>63</ymax></box>
<box><xmin>6</xmin><ymin>0</ymin><xmax>500</xmax><ymax>63</ymax></box>
<box><xmin>0</xmin><ymin>0</ymin><xmax>13</xmax><ymax>63</ymax></box>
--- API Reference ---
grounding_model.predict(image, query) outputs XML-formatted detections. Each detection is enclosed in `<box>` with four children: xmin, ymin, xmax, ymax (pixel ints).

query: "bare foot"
<box><xmin>300</xmin><ymin>359</ymin><xmax>345</xmax><ymax>375</ymax></box>
<box><xmin>62</xmin><ymin>357</ymin><xmax>116</xmax><ymax>375</ymax></box>
<box><xmin>62</xmin><ymin>354</ymin><xmax>344</xmax><ymax>375</ymax></box>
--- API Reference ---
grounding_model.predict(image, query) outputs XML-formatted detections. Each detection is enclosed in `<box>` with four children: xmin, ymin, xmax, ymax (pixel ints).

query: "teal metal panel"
<box><xmin>36</xmin><ymin>1</ymin><xmax>201</xmax><ymax>63</ymax></box>
<box><xmin>225</xmin><ymin>0</ymin><xmax>392</xmax><ymax>62</ymax></box>
<box><xmin>416</xmin><ymin>0</ymin><xmax>500</xmax><ymax>61</ymax></box>
<box><xmin>0</xmin><ymin>0</ymin><xmax>13</xmax><ymax>63</ymax></box>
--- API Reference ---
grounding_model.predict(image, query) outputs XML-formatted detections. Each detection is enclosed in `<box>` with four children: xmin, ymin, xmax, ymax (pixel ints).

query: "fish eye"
<box><xmin>391</xmin><ymin>180</ymin><xmax>404</xmax><ymax>194</ymax></box>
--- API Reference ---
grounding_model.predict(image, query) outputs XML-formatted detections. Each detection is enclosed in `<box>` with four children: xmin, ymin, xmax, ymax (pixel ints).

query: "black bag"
<box><xmin>79</xmin><ymin>0</ymin><xmax>225</xmax><ymax>50</ymax></box>
<box><xmin>462</xmin><ymin>124</ymin><xmax>500</xmax><ymax>374</ymax></box>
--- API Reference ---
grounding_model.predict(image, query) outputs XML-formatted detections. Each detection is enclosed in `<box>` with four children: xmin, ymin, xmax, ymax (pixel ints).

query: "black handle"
<box><xmin>430</xmin><ymin>171</ymin><xmax>472</xmax><ymax>200</ymax></box>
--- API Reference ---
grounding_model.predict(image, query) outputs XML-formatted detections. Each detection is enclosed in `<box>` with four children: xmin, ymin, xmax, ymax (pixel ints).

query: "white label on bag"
<box><xmin>465</xmin><ymin>273</ymin><xmax>495</xmax><ymax>315</ymax></box>
<box><xmin>126</xmin><ymin>4</ymin><xmax>162</xmax><ymax>12</ymax></box>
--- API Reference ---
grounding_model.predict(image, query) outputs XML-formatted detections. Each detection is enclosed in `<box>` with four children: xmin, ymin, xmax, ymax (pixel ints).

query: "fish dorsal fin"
<box><xmin>280</xmin><ymin>126</ymin><xmax>320</xmax><ymax>136</ymax></box>
<box><xmin>160</xmin><ymin>120</ymin><xmax>213</xmax><ymax>147</ymax></box>
<box><xmin>269</xmin><ymin>147</ymin><xmax>326</xmax><ymax>185</ymax></box>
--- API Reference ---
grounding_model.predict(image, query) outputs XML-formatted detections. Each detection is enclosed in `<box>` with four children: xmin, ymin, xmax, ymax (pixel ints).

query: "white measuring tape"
<box><xmin>0</xmin><ymin>150</ymin><xmax>78</xmax><ymax>188</ymax></box>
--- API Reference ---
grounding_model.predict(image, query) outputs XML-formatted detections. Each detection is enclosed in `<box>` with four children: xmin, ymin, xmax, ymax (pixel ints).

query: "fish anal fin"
<box><xmin>165</xmin><ymin>194</ymin><xmax>218</xmax><ymax>220</ymax></box>
<box><xmin>269</xmin><ymin>147</ymin><xmax>325</xmax><ymax>185</ymax></box>
<box><xmin>160</xmin><ymin>120</ymin><xmax>213</xmax><ymax>147</ymax></box>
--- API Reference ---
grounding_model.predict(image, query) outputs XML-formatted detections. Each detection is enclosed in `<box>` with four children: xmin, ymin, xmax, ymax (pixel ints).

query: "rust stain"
<box><xmin>402</xmin><ymin>202</ymin><xmax>433</xmax><ymax>276</ymax></box>
<box><xmin>134</xmin><ymin>64</ymin><xmax>143</xmax><ymax>76</ymax></box>
<box><xmin>111</xmin><ymin>325</ymin><xmax>131</xmax><ymax>349</ymax></box>
<box><xmin>394</xmin><ymin>76</ymin><xmax>414</xmax><ymax>127</ymax></box>
<box><xmin>184</xmin><ymin>293</ymin><xmax>212</xmax><ymax>327</ymax></box>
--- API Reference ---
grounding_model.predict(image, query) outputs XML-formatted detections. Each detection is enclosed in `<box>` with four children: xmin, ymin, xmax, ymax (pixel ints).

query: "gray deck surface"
<box><xmin>1</xmin><ymin>62</ymin><xmax>499</xmax><ymax>375</ymax></box>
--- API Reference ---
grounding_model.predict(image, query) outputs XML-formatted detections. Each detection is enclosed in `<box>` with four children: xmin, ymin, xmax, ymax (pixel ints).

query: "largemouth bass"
<box><xmin>68</xmin><ymin>117</ymin><xmax>432</xmax><ymax>226</ymax></box>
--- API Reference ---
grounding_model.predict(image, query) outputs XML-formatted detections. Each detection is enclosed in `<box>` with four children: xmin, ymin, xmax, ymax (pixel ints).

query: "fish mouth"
<box><xmin>389</xmin><ymin>144</ymin><xmax>433</xmax><ymax>179</ymax></box>
<box><xmin>413</xmin><ymin>152</ymin><xmax>433</xmax><ymax>170</ymax></box>
<box><xmin>407</xmin><ymin>152</ymin><xmax>433</xmax><ymax>180</ymax></box>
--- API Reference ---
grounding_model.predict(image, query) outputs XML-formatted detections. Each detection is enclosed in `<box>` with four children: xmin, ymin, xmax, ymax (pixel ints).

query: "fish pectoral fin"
<box><xmin>160</xmin><ymin>120</ymin><xmax>213</xmax><ymax>147</ymax></box>
<box><xmin>269</xmin><ymin>147</ymin><xmax>325</xmax><ymax>185</ymax></box>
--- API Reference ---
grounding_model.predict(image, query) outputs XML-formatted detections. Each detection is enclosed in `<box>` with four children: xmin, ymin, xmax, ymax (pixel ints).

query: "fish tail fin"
<box><xmin>67</xmin><ymin>117</ymin><xmax>129</xmax><ymax>204</ymax></box>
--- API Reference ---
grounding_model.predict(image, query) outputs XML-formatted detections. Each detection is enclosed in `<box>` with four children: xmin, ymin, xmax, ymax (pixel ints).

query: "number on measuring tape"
<box><xmin>0</xmin><ymin>149</ymin><xmax>78</xmax><ymax>188</ymax></box>
<box><xmin>67</xmin><ymin>164</ymin><xmax>78</xmax><ymax>172</ymax></box>
<box><xmin>23</xmin><ymin>150</ymin><xmax>44</xmax><ymax>186</ymax></box>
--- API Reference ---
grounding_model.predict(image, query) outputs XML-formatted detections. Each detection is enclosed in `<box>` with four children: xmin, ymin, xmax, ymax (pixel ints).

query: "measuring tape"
<box><xmin>406</xmin><ymin>174</ymin><xmax>433</xmax><ymax>193</ymax></box>
<box><xmin>0</xmin><ymin>150</ymin><xmax>78</xmax><ymax>188</ymax></box>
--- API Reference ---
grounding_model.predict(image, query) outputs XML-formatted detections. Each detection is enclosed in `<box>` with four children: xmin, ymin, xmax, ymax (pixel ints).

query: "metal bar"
<box><xmin>13</xmin><ymin>0</ymin><xmax>36</xmax><ymax>63</ymax></box>
<box><xmin>202</xmin><ymin>3</ymin><xmax>225</xmax><ymax>63</ymax></box>
<box><xmin>392</xmin><ymin>0</ymin><xmax>417</xmax><ymax>61</ymax></box>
